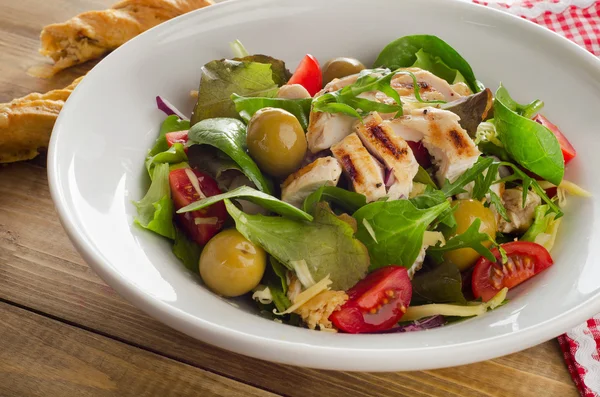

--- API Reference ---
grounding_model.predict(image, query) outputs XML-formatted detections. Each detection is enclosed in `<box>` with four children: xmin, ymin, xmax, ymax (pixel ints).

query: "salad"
<box><xmin>135</xmin><ymin>35</ymin><xmax>590</xmax><ymax>334</ymax></box>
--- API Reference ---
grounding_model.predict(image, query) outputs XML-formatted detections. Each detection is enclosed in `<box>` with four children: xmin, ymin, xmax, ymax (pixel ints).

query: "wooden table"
<box><xmin>0</xmin><ymin>1</ymin><xmax>581</xmax><ymax>396</ymax></box>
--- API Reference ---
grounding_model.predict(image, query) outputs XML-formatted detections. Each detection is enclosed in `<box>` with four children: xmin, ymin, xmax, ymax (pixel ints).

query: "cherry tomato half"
<box><xmin>472</xmin><ymin>241</ymin><xmax>553</xmax><ymax>302</ymax></box>
<box><xmin>330</xmin><ymin>266</ymin><xmax>412</xmax><ymax>334</ymax></box>
<box><xmin>533</xmin><ymin>114</ymin><xmax>576</xmax><ymax>164</ymax></box>
<box><xmin>169</xmin><ymin>168</ymin><xmax>227</xmax><ymax>246</ymax></box>
<box><xmin>407</xmin><ymin>140</ymin><xmax>432</xmax><ymax>169</ymax></box>
<box><xmin>288</xmin><ymin>54</ymin><xmax>322</xmax><ymax>97</ymax></box>
<box><xmin>166</xmin><ymin>131</ymin><xmax>188</xmax><ymax>148</ymax></box>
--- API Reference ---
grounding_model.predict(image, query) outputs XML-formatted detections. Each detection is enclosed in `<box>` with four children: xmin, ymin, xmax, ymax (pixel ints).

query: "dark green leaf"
<box><xmin>409</xmin><ymin>186</ymin><xmax>456</xmax><ymax>230</ymax></box>
<box><xmin>133</xmin><ymin>163</ymin><xmax>175</xmax><ymax>239</ymax></box>
<box><xmin>353</xmin><ymin>199</ymin><xmax>450</xmax><ymax>269</ymax></box>
<box><xmin>188</xmin><ymin>118</ymin><xmax>272</xmax><ymax>194</ymax></box>
<box><xmin>411</xmin><ymin>49</ymin><xmax>467</xmax><ymax>85</ymax></box>
<box><xmin>427</xmin><ymin>219</ymin><xmax>495</xmax><ymax>263</ymax></box>
<box><xmin>411</xmin><ymin>262</ymin><xmax>466</xmax><ymax>305</ymax></box>
<box><xmin>226</xmin><ymin>200</ymin><xmax>370</xmax><ymax>291</ymax></box>
<box><xmin>302</xmin><ymin>186</ymin><xmax>367</xmax><ymax>215</ymax></box>
<box><xmin>494</xmin><ymin>85</ymin><xmax>564</xmax><ymax>185</ymax></box>
<box><xmin>172</xmin><ymin>228</ymin><xmax>201</xmax><ymax>272</ymax></box>
<box><xmin>149</xmin><ymin>116</ymin><xmax>190</xmax><ymax>156</ymax></box>
<box><xmin>472</xmin><ymin>162</ymin><xmax>500</xmax><ymax>201</ymax></box>
<box><xmin>374</xmin><ymin>35</ymin><xmax>480</xmax><ymax>92</ymax></box>
<box><xmin>187</xmin><ymin>145</ymin><xmax>241</xmax><ymax>181</ymax></box>
<box><xmin>269</xmin><ymin>257</ymin><xmax>289</xmax><ymax>294</ymax></box>
<box><xmin>441</xmin><ymin>157</ymin><xmax>494</xmax><ymax>197</ymax></box>
<box><xmin>487</xmin><ymin>188</ymin><xmax>510</xmax><ymax>222</ymax></box>
<box><xmin>191</xmin><ymin>60</ymin><xmax>279</xmax><ymax>124</ymax></box>
<box><xmin>413</xmin><ymin>166</ymin><xmax>437</xmax><ymax>188</ymax></box>
<box><xmin>231</xmin><ymin>94</ymin><xmax>312</xmax><ymax>130</ymax></box>
<box><xmin>178</xmin><ymin>186</ymin><xmax>312</xmax><ymax>221</ymax></box>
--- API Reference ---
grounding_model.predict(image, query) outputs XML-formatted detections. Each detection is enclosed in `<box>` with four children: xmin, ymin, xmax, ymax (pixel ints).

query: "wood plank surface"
<box><xmin>0</xmin><ymin>0</ymin><xmax>581</xmax><ymax>396</ymax></box>
<box><xmin>0</xmin><ymin>302</ymin><xmax>277</xmax><ymax>397</ymax></box>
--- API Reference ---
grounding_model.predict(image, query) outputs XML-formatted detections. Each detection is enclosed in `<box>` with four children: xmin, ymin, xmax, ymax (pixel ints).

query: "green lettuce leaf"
<box><xmin>145</xmin><ymin>143</ymin><xmax>188</xmax><ymax>178</ymax></box>
<box><xmin>411</xmin><ymin>262</ymin><xmax>466</xmax><ymax>305</ymax></box>
<box><xmin>226</xmin><ymin>200</ymin><xmax>370</xmax><ymax>291</ymax></box>
<box><xmin>494</xmin><ymin>85</ymin><xmax>564</xmax><ymax>185</ymax></box>
<box><xmin>353</xmin><ymin>199</ymin><xmax>450</xmax><ymax>270</ymax></box>
<box><xmin>522</xmin><ymin>205</ymin><xmax>556</xmax><ymax>243</ymax></box>
<box><xmin>231</xmin><ymin>94</ymin><xmax>312</xmax><ymax>130</ymax></box>
<box><xmin>177</xmin><ymin>185</ymin><xmax>312</xmax><ymax>221</ymax></box>
<box><xmin>411</xmin><ymin>49</ymin><xmax>467</xmax><ymax>85</ymax></box>
<box><xmin>374</xmin><ymin>35</ymin><xmax>480</xmax><ymax>92</ymax></box>
<box><xmin>234</xmin><ymin>54</ymin><xmax>291</xmax><ymax>86</ymax></box>
<box><xmin>302</xmin><ymin>186</ymin><xmax>367</xmax><ymax>215</ymax></box>
<box><xmin>190</xmin><ymin>60</ymin><xmax>279</xmax><ymax>124</ymax></box>
<box><xmin>188</xmin><ymin>118</ymin><xmax>272</xmax><ymax>194</ymax></box>
<box><xmin>172</xmin><ymin>228</ymin><xmax>201</xmax><ymax>272</ymax></box>
<box><xmin>133</xmin><ymin>163</ymin><xmax>175</xmax><ymax>239</ymax></box>
<box><xmin>149</xmin><ymin>116</ymin><xmax>190</xmax><ymax>156</ymax></box>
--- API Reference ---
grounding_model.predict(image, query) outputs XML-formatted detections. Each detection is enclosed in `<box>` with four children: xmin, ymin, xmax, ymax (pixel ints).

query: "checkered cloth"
<box><xmin>473</xmin><ymin>1</ymin><xmax>600</xmax><ymax>395</ymax></box>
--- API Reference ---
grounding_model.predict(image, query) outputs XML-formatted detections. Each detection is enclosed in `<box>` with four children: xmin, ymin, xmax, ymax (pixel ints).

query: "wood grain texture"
<box><xmin>0</xmin><ymin>302</ymin><xmax>277</xmax><ymax>397</ymax></box>
<box><xmin>0</xmin><ymin>0</ymin><xmax>580</xmax><ymax>396</ymax></box>
<box><xmin>0</xmin><ymin>163</ymin><xmax>579</xmax><ymax>397</ymax></box>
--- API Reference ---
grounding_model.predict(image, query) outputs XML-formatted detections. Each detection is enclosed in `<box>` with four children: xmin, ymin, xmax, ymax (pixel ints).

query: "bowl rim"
<box><xmin>47</xmin><ymin>0</ymin><xmax>600</xmax><ymax>371</ymax></box>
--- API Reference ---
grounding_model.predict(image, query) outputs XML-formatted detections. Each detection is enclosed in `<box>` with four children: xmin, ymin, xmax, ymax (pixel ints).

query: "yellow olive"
<box><xmin>246</xmin><ymin>108</ymin><xmax>307</xmax><ymax>178</ymax></box>
<box><xmin>444</xmin><ymin>199</ymin><xmax>497</xmax><ymax>271</ymax></box>
<box><xmin>199</xmin><ymin>229</ymin><xmax>266</xmax><ymax>297</ymax></box>
<box><xmin>322</xmin><ymin>57</ymin><xmax>366</xmax><ymax>84</ymax></box>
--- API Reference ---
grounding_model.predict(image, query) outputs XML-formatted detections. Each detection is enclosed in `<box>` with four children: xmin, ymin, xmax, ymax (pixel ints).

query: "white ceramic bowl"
<box><xmin>48</xmin><ymin>0</ymin><xmax>600</xmax><ymax>371</ymax></box>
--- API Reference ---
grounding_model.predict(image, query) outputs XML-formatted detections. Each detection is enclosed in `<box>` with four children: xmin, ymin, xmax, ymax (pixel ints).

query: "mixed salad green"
<box><xmin>135</xmin><ymin>35</ymin><xmax>589</xmax><ymax>333</ymax></box>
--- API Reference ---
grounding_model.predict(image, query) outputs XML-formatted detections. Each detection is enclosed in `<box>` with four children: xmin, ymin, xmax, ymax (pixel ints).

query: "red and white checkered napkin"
<box><xmin>472</xmin><ymin>1</ymin><xmax>600</xmax><ymax>395</ymax></box>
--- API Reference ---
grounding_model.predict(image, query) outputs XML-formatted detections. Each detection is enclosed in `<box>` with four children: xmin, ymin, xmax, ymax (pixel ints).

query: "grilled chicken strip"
<box><xmin>281</xmin><ymin>157</ymin><xmax>343</xmax><ymax>208</ymax></box>
<box><xmin>392</xmin><ymin>68</ymin><xmax>469</xmax><ymax>102</ymax></box>
<box><xmin>331</xmin><ymin>133</ymin><xmax>386</xmax><ymax>202</ymax></box>
<box><xmin>385</xmin><ymin>107</ymin><xmax>481</xmax><ymax>184</ymax></box>
<box><xmin>497</xmin><ymin>188</ymin><xmax>542</xmax><ymax>233</ymax></box>
<box><xmin>0</xmin><ymin>77</ymin><xmax>83</xmax><ymax>163</ymax></box>
<box><xmin>307</xmin><ymin>112</ymin><xmax>356</xmax><ymax>153</ymax></box>
<box><xmin>355</xmin><ymin>113</ymin><xmax>418</xmax><ymax>199</ymax></box>
<box><xmin>37</xmin><ymin>0</ymin><xmax>213</xmax><ymax>77</ymax></box>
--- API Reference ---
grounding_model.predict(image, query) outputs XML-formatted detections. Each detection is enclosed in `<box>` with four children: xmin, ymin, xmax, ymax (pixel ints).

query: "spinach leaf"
<box><xmin>374</xmin><ymin>35</ymin><xmax>480</xmax><ymax>92</ymax></box>
<box><xmin>302</xmin><ymin>186</ymin><xmax>367</xmax><ymax>215</ymax></box>
<box><xmin>270</xmin><ymin>256</ymin><xmax>289</xmax><ymax>294</ymax></box>
<box><xmin>495</xmin><ymin>86</ymin><xmax>544</xmax><ymax>119</ymax></box>
<box><xmin>409</xmin><ymin>186</ymin><xmax>457</xmax><ymax>230</ymax></box>
<box><xmin>172</xmin><ymin>228</ymin><xmax>201</xmax><ymax>272</ymax></box>
<box><xmin>427</xmin><ymin>219</ymin><xmax>496</xmax><ymax>263</ymax></box>
<box><xmin>191</xmin><ymin>60</ymin><xmax>279</xmax><ymax>124</ymax></box>
<box><xmin>494</xmin><ymin>85</ymin><xmax>564</xmax><ymax>185</ymax></box>
<box><xmin>231</xmin><ymin>94</ymin><xmax>312</xmax><ymax>130</ymax></box>
<box><xmin>353</xmin><ymin>199</ymin><xmax>450</xmax><ymax>270</ymax></box>
<box><xmin>187</xmin><ymin>145</ymin><xmax>241</xmax><ymax>181</ymax></box>
<box><xmin>411</xmin><ymin>49</ymin><xmax>467</xmax><ymax>85</ymax></box>
<box><xmin>149</xmin><ymin>116</ymin><xmax>190</xmax><ymax>156</ymax></box>
<box><xmin>145</xmin><ymin>143</ymin><xmax>188</xmax><ymax>178</ymax></box>
<box><xmin>413</xmin><ymin>166</ymin><xmax>437</xmax><ymax>188</ymax></box>
<box><xmin>441</xmin><ymin>157</ymin><xmax>494</xmax><ymax>197</ymax></box>
<box><xmin>133</xmin><ymin>163</ymin><xmax>175</xmax><ymax>239</ymax></box>
<box><xmin>411</xmin><ymin>262</ymin><xmax>466</xmax><ymax>305</ymax></box>
<box><xmin>188</xmin><ymin>118</ymin><xmax>272</xmax><ymax>194</ymax></box>
<box><xmin>262</xmin><ymin>257</ymin><xmax>292</xmax><ymax>313</ymax></box>
<box><xmin>234</xmin><ymin>54</ymin><xmax>291</xmax><ymax>86</ymax></box>
<box><xmin>226</xmin><ymin>200</ymin><xmax>370</xmax><ymax>291</ymax></box>
<box><xmin>177</xmin><ymin>185</ymin><xmax>312</xmax><ymax>222</ymax></box>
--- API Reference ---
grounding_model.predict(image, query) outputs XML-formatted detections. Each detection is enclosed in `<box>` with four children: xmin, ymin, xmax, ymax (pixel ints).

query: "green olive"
<box><xmin>246</xmin><ymin>107</ymin><xmax>307</xmax><ymax>177</ymax></box>
<box><xmin>322</xmin><ymin>57</ymin><xmax>366</xmax><ymax>84</ymax></box>
<box><xmin>444</xmin><ymin>199</ymin><xmax>497</xmax><ymax>271</ymax></box>
<box><xmin>199</xmin><ymin>229</ymin><xmax>266</xmax><ymax>297</ymax></box>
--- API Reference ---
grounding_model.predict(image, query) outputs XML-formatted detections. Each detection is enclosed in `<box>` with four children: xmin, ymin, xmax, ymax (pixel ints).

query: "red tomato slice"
<box><xmin>169</xmin><ymin>168</ymin><xmax>227</xmax><ymax>246</ymax></box>
<box><xmin>472</xmin><ymin>241</ymin><xmax>553</xmax><ymax>302</ymax></box>
<box><xmin>330</xmin><ymin>266</ymin><xmax>412</xmax><ymax>334</ymax></box>
<box><xmin>533</xmin><ymin>114</ymin><xmax>576</xmax><ymax>164</ymax></box>
<box><xmin>407</xmin><ymin>140</ymin><xmax>432</xmax><ymax>168</ymax></box>
<box><xmin>166</xmin><ymin>131</ymin><xmax>188</xmax><ymax>148</ymax></box>
<box><xmin>287</xmin><ymin>54</ymin><xmax>322</xmax><ymax>97</ymax></box>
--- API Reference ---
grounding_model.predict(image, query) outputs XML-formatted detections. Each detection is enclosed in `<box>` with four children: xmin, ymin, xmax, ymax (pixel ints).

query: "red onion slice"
<box><xmin>156</xmin><ymin>95</ymin><xmax>189</xmax><ymax>120</ymax></box>
<box><xmin>384</xmin><ymin>168</ymin><xmax>396</xmax><ymax>187</ymax></box>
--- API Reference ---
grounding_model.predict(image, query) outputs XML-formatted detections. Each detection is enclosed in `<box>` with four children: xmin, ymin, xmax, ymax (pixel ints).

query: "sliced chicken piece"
<box><xmin>281</xmin><ymin>156</ymin><xmax>343</xmax><ymax>208</ymax></box>
<box><xmin>385</xmin><ymin>107</ymin><xmax>481</xmax><ymax>185</ymax></box>
<box><xmin>451</xmin><ymin>82</ymin><xmax>472</xmax><ymax>97</ymax></box>
<box><xmin>497</xmin><ymin>188</ymin><xmax>542</xmax><ymax>234</ymax></box>
<box><xmin>306</xmin><ymin>112</ymin><xmax>356</xmax><ymax>153</ymax></box>
<box><xmin>331</xmin><ymin>133</ymin><xmax>386</xmax><ymax>202</ymax></box>
<box><xmin>392</xmin><ymin>68</ymin><xmax>467</xmax><ymax>102</ymax></box>
<box><xmin>355</xmin><ymin>113</ymin><xmax>418</xmax><ymax>200</ymax></box>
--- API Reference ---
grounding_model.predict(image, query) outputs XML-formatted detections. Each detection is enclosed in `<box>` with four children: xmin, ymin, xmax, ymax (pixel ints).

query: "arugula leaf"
<box><xmin>145</xmin><ymin>143</ymin><xmax>188</xmax><ymax>178</ymax></box>
<box><xmin>177</xmin><ymin>185</ymin><xmax>312</xmax><ymax>221</ymax></box>
<box><xmin>494</xmin><ymin>85</ymin><xmax>564</xmax><ymax>185</ymax></box>
<box><xmin>374</xmin><ymin>35</ymin><xmax>480</xmax><ymax>93</ymax></box>
<box><xmin>471</xmin><ymin>162</ymin><xmax>500</xmax><ymax>201</ymax></box>
<box><xmin>413</xmin><ymin>166</ymin><xmax>437</xmax><ymax>188</ymax></box>
<box><xmin>188</xmin><ymin>118</ymin><xmax>272</xmax><ymax>194</ymax></box>
<box><xmin>427</xmin><ymin>219</ymin><xmax>495</xmax><ymax>263</ymax></box>
<box><xmin>133</xmin><ymin>163</ymin><xmax>175</xmax><ymax>239</ymax></box>
<box><xmin>231</xmin><ymin>94</ymin><xmax>312</xmax><ymax>130</ymax></box>
<box><xmin>172</xmin><ymin>228</ymin><xmax>201</xmax><ymax>272</ymax></box>
<box><xmin>191</xmin><ymin>60</ymin><xmax>279</xmax><ymax>124</ymax></box>
<box><xmin>411</xmin><ymin>262</ymin><xmax>466</xmax><ymax>305</ymax></box>
<box><xmin>487</xmin><ymin>189</ymin><xmax>510</xmax><ymax>222</ymax></box>
<box><xmin>149</xmin><ymin>116</ymin><xmax>190</xmax><ymax>156</ymax></box>
<box><xmin>353</xmin><ymin>199</ymin><xmax>450</xmax><ymax>269</ymax></box>
<box><xmin>302</xmin><ymin>186</ymin><xmax>367</xmax><ymax>215</ymax></box>
<box><xmin>226</xmin><ymin>200</ymin><xmax>370</xmax><ymax>291</ymax></box>
<box><xmin>409</xmin><ymin>186</ymin><xmax>456</xmax><ymax>230</ymax></box>
<box><xmin>441</xmin><ymin>157</ymin><xmax>494</xmax><ymax>197</ymax></box>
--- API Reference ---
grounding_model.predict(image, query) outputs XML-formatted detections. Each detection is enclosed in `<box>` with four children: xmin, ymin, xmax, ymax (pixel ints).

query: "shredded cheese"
<box><xmin>362</xmin><ymin>219</ymin><xmax>378</xmax><ymax>243</ymax></box>
<box><xmin>538</xmin><ymin>179</ymin><xmax>591</xmax><ymax>198</ymax></box>
<box><xmin>184</xmin><ymin>168</ymin><xmax>206</xmax><ymax>199</ymax></box>
<box><xmin>251</xmin><ymin>286</ymin><xmax>273</xmax><ymax>305</ymax></box>
<box><xmin>274</xmin><ymin>276</ymin><xmax>332</xmax><ymax>315</ymax></box>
